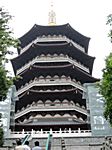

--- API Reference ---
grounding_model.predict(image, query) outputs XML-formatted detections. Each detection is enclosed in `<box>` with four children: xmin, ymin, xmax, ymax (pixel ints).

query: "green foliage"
<box><xmin>0</xmin><ymin>65</ymin><xmax>12</xmax><ymax>100</ymax></box>
<box><xmin>107</xmin><ymin>14</ymin><xmax>112</xmax><ymax>42</ymax></box>
<box><xmin>0</xmin><ymin>7</ymin><xmax>18</xmax><ymax>100</ymax></box>
<box><xmin>99</xmin><ymin>14</ymin><xmax>112</xmax><ymax>126</ymax></box>
<box><xmin>99</xmin><ymin>53</ymin><xmax>112</xmax><ymax>125</ymax></box>
<box><xmin>107</xmin><ymin>14</ymin><xmax>112</xmax><ymax>26</ymax></box>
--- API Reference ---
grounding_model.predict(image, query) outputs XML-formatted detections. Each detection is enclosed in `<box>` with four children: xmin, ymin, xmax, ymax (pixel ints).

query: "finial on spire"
<box><xmin>48</xmin><ymin>0</ymin><xmax>56</xmax><ymax>25</ymax></box>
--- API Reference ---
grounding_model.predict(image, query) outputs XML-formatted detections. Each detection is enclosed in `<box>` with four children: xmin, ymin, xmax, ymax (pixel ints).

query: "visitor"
<box><xmin>24</xmin><ymin>141</ymin><xmax>31</xmax><ymax>150</ymax></box>
<box><xmin>15</xmin><ymin>139</ymin><xmax>25</xmax><ymax>150</ymax></box>
<box><xmin>32</xmin><ymin>141</ymin><xmax>42</xmax><ymax>150</ymax></box>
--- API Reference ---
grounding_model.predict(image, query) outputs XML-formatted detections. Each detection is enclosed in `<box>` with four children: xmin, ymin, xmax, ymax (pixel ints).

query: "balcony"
<box><xmin>17</xmin><ymin>54</ymin><xmax>89</xmax><ymax>75</ymax></box>
<box><xmin>20</xmin><ymin>35</ymin><xmax>85</xmax><ymax>54</ymax></box>
<box><xmin>17</xmin><ymin>76</ymin><xmax>86</xmax><ymax>95</ymax></box>
<box><xmin>15</xmin><ymin>102</ymin><xmax>87</xmax><ymax>119</ymax></box>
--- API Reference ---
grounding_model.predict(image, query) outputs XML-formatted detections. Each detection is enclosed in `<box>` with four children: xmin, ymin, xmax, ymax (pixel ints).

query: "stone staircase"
<box><xmin>51</xmin><ymin>137</ymin><xmax>61</xmax><ymax>150</ymax></box>
<box><xmin>4</xmin><ymin>136</ymin><xmax>107</xmax><ymax>150</ymax></box>
<box><xmin>49</xmin><ymin>136</ymin><xmax>104</xmax><ymax>150</ymax></box>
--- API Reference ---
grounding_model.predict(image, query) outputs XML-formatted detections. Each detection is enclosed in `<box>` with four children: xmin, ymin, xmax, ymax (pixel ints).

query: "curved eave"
<box><xmin>16</xmin><ymin>90</ymin><xmax>84</xmax><ymax>111</ymax></box>
<box><xmin>15</xmin><ymin>121</ymin><xmax>88</xmax><ymax>126</ymax></box>
<box><xmin>11</xmin><ymin>43</ymin><xmax>95</xmax><ymax>75</ymax></box>
<box><xmin>11</xmin><ymin>59</ymin><xmax>16</xmax><ymax>75</ymax></box>
<box><xmin>19</xmin><ymin>23</ymin><xmax>90</xmax><ymax>53</ymax></box>
<box><xmin>14</xmin><ymin>64</ymin><xmax>99</xmax><ymax>90</ymax></box>
<box><xmin>17</xmin><ymin>24</ymin><xmax>38</xmax><ymax>54</ymax></box>
<box><xmin>67</xmin><ymin>24</ymin><xmax>90</xmax><ymax>53</ymax></box>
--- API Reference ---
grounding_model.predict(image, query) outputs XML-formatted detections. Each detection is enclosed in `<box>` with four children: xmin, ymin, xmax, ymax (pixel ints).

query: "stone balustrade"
<box><xmin>7</xmin><ymin>128</ymin><xmax>91</xmax><ymax>139</ymax></box>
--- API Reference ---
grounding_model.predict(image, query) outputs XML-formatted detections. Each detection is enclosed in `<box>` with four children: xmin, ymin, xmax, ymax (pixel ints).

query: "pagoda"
<box><xmin>11</xmin><ymin>7</ymin><xmax>98</xmax><ymax>132</ymax></box>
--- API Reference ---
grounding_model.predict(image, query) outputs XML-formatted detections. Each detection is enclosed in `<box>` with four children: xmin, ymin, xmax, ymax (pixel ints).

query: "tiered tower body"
<box><xmin>11</xmin><ymin>24</ymin><xmax>98</xmax><ymax>131</ymax></box>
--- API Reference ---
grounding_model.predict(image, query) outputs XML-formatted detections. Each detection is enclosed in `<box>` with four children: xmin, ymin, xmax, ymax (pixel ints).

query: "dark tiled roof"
<box><xmin>11</xmin><ymin>42</ymin><xmax>94</xmax><ymax>74</ymax></box>
<box><xmin>14</xmin><ymin>63</ymin><xmax>99</xmax><ymax>90</ymax></box>
<box><xmin>18</xmin><ymin>23</ymin><xmax>90</xmax><ymax>54</ymax></box>
<box><xmin>16</xmin><ymin>90</ymin><xmax>85</xmax><ymax>111</ymax></box>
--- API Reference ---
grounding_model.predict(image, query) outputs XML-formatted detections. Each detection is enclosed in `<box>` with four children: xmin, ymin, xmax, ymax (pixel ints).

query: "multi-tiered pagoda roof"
<box><xmin>11</xmin><ymin>23</ymin><xmax>99</xmax><ymax>131</ymax></box>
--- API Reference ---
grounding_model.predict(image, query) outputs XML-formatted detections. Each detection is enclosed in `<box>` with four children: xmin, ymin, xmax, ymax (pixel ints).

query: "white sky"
<box><xmin>1</xmin><ymin>0</ymin><xmax>112</xmax><ymax>78</ymax></box>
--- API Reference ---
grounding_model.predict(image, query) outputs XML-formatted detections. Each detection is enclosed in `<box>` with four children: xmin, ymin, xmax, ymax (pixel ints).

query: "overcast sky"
<box><xmin>1</xmin><ymin>0</ymin><xmax>112</xmax><ymax>78</ymax></box>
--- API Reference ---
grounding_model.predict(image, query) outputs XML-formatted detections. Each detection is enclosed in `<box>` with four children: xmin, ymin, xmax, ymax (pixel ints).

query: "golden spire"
<box><xmin>48</xmin><ymin>0</ymin><xmax>56</xmax><ymax>25</ymax></box>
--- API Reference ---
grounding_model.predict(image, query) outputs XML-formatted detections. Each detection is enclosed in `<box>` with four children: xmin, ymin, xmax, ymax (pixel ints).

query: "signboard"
<box><xmin>84</xmin><ymin>83</ymin><xmax>112</xmax><ymax>136</ymax></box>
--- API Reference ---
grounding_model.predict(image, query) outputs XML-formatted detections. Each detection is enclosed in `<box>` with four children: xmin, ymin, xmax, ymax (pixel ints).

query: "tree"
<box><xmin>106</xmin><ymin>14</ymin><xmax>112</xmax><ymax>41</ymax></box>
<box><xmin>0</xmin><ymin>7</ymin><xmax>18</xmax><ymax>100</ymax></box>
<box><xmin>99</xmin><ymin>14</ymin><xmax>112</xmax><ymax>126</ymax></box>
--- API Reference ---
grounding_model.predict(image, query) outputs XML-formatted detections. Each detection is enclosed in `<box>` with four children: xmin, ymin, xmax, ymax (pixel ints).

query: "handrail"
<box><xmin>21</xmin><ymin>134</ymin><xmax>31</xmax><ymax>145</ymax></box>
<box><xmin>45</xmin><ymin>133</ymin><xmax>52</xmax><ymax>150</ymax></box>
